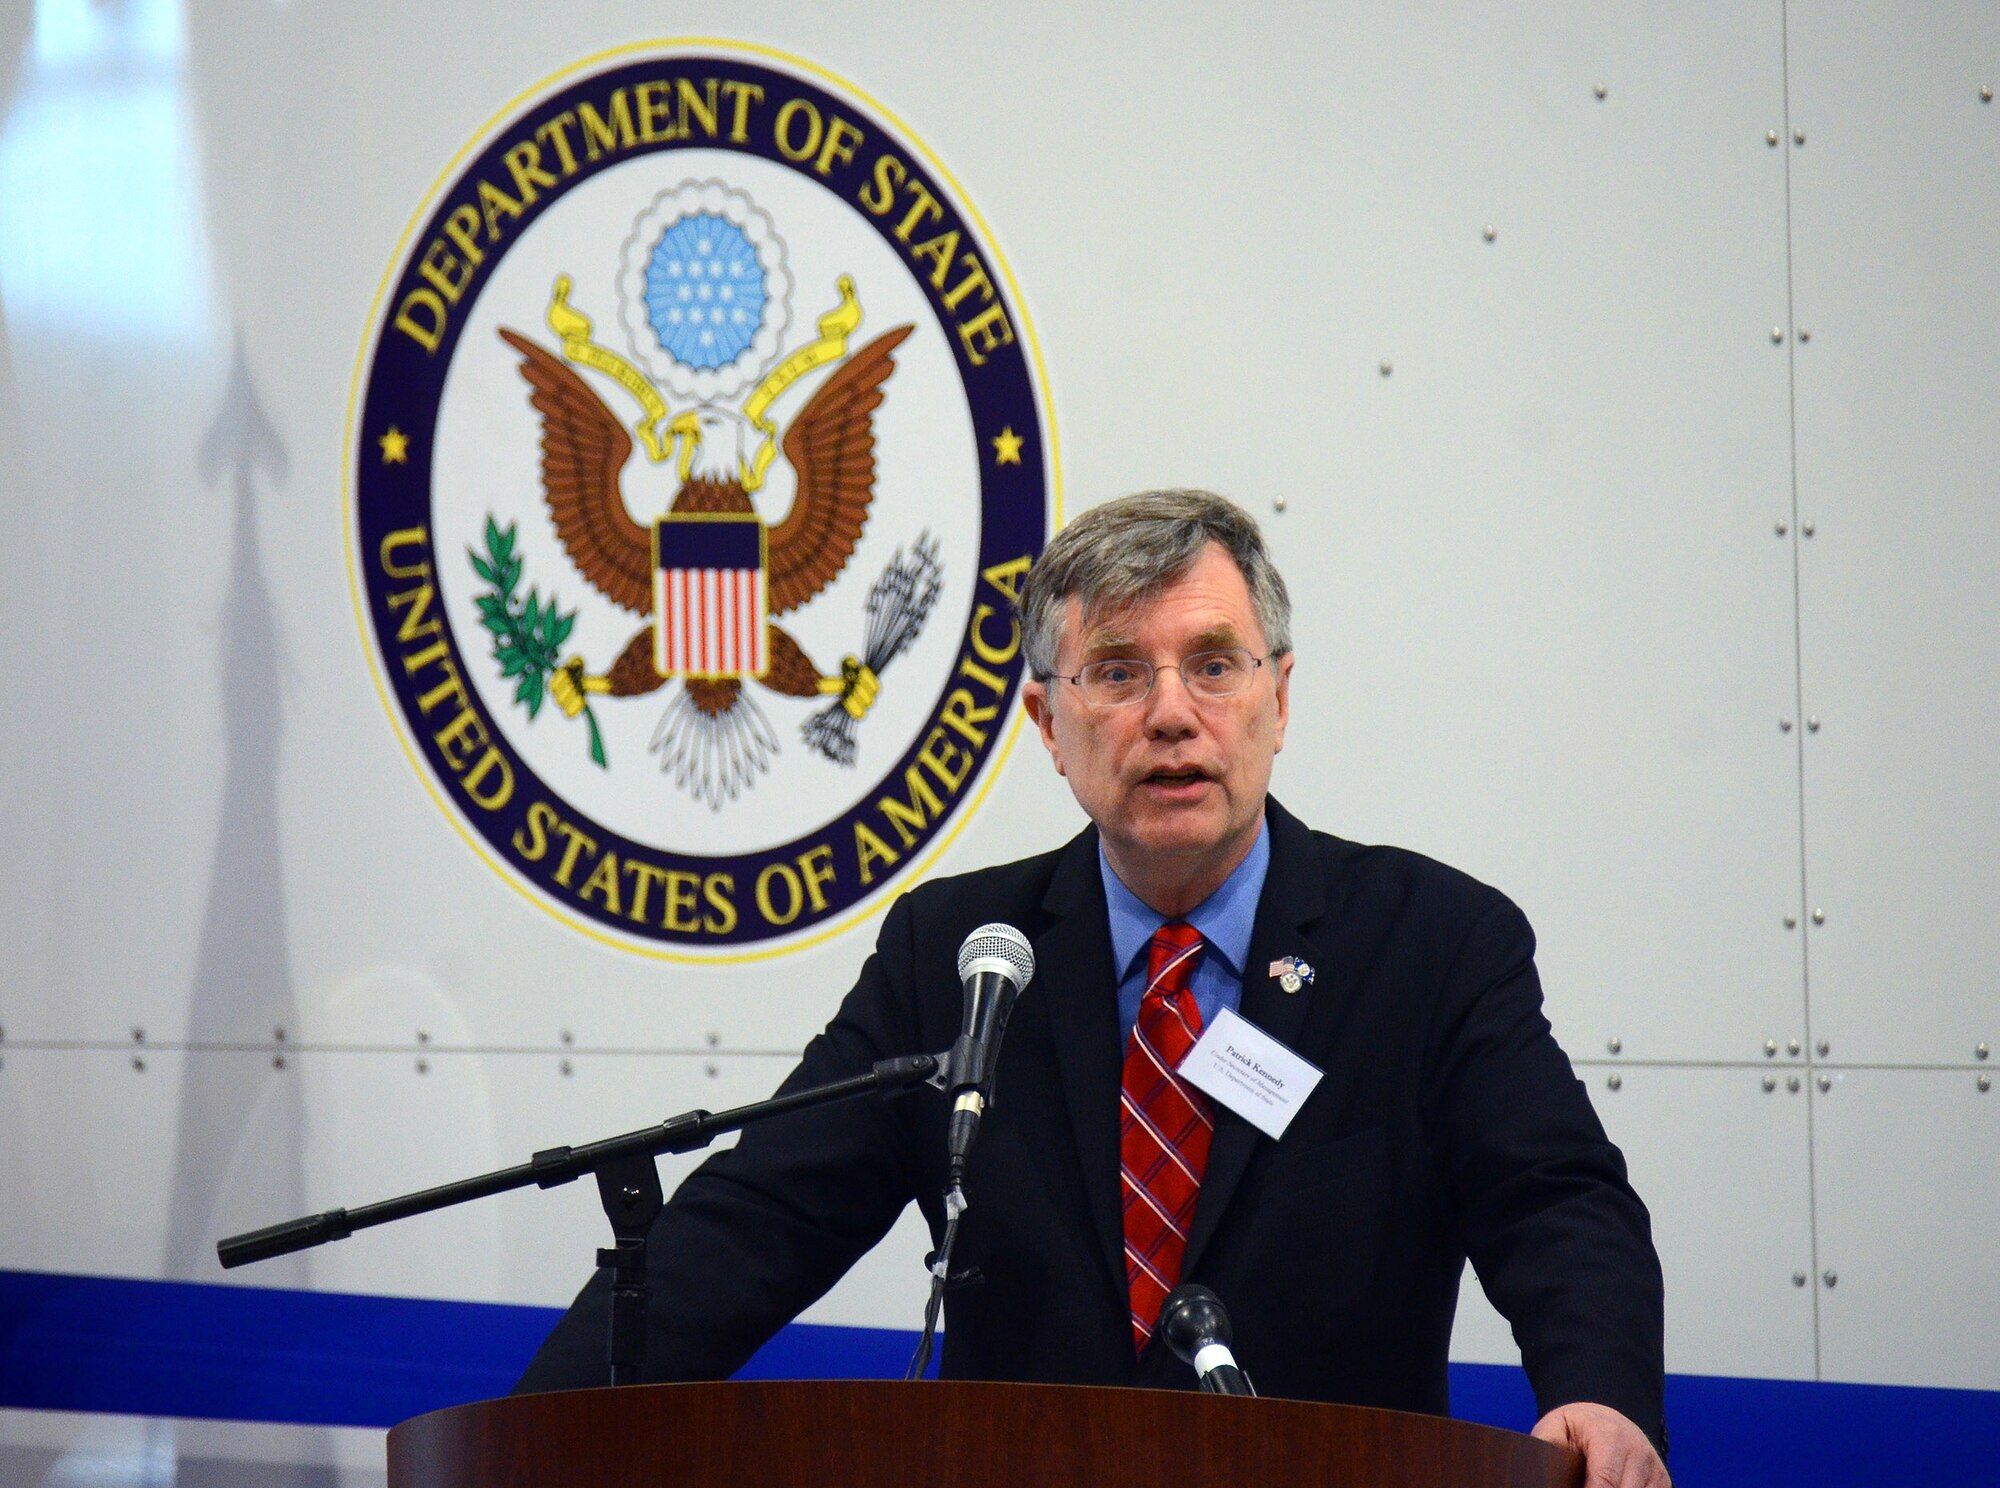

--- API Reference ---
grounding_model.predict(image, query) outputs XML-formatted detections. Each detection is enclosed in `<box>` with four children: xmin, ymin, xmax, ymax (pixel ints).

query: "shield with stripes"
<box><xmin>652</xmin><ymin>512</ymin><xmax>769</xmax><ymax>679</ymax></box>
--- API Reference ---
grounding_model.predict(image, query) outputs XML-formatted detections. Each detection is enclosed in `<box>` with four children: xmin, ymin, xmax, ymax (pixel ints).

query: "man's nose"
<box><xmin>1142</xmin><ymin>664</ymin><xmax>1200</xmax><ymax>732</ymax></box>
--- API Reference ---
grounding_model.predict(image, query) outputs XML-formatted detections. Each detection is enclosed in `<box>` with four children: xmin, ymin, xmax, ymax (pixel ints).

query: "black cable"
<box><xmin>905</xmin><ymin>1180</ymin><xmax>964</xmax><ymax>1381</ymax></box>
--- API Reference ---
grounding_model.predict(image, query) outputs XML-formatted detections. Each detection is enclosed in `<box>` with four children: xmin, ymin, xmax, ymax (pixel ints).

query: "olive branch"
<box><xmin>469</xmin><ymin>517</ymin><xmax>607</xmax><ymax>767</ymax></box>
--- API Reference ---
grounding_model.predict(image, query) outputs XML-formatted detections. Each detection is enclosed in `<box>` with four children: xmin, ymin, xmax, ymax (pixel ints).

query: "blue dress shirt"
<box><xmin>1101</xmin><ymin>816</ymin><xmax>1272</xmax><ymax>1050</ymax></box>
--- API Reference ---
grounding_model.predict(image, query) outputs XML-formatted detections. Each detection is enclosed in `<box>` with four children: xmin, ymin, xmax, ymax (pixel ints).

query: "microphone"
<box><xmin>1158</xmin><ymin>1284</ymin><xmax>1256</xmax><ymax>1397</ymax></box>
<box><xmin>944</xmin><ymin>922</ymin><xmax>1035</xmax><ymax>1180</ymax></box>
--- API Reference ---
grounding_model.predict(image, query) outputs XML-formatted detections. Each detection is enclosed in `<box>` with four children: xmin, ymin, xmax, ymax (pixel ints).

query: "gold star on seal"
<box><xmin>378</xmin><ymin>426</ymin><xmax>410</xmax><ymax>464</ymax></box>
<box><xmin>991</xmin><ymin>427</ymin><xmax>1024</xmax><ymax>466</ymax></box>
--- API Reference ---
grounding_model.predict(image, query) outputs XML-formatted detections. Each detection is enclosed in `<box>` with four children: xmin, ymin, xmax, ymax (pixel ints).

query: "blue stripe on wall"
<box><xmin>0</xmin><ymin>1269</ymin><xmax>554</xmax><ymax>1429</ymax></box>
<box><xmin>2</xmin><ymin>1269</ymin><xmax>1993</xmax><ymax>1484</ymax></box>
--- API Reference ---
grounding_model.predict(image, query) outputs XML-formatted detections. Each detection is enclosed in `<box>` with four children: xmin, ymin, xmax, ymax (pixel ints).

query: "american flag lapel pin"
<box><xmin>1269</xmin><ymin>956</ymin><xmax>1314</xmax><ymax>994</ymax></box>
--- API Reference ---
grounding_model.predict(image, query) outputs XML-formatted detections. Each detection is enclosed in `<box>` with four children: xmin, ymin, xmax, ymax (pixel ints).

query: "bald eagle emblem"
<box><xmin>475</xmin><ymin>181</ymin><xmax>943</xmax><ymax>810</ymax></box>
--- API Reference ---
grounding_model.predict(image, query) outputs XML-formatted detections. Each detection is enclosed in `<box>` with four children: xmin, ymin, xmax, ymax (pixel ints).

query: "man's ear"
<box><xmin>1271</xmin><ymin>652</ymin><xmax>1295</xmax><ymax>754</ymax></box>
<box><xmin>1022</xmin><ymin>679</ymin><xmax>1066</xmax><ymax>777</ymax></box>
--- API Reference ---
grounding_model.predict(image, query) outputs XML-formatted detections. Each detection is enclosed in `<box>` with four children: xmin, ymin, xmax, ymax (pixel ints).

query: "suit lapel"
<box><xmin>1182</xmin><ymin>800</ymin><xmax>1327</xmax><ymax>1275</ymax></box>
<box><xmin>1035</xmin><ymin>826</ymin><xmax>1130</xmax><ymax>1308</ymax></box>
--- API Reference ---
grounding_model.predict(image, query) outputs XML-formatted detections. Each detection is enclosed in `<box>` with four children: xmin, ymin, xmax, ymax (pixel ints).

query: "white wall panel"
<box><xmin>1214</xmin><ymin>4</ymin><xmax>1806</xmax><ymax>1066</ymax></box>
<box><xmin>1811</xmin><ymin>1069</ymin><xmax>2000</xmax><ymax>1390</ymax></box>
<box><xmin>1453</xmin><ymin>1066</ymin><xmax>1818</xmax><ymax>1380</ymax></box>
<box><xmin>1785</xmin><ymin>2</ymin><xmax>2000</xmax><ymax>1065</ymax></box>
<box><xmin>0</xmin><ymin>336</ymin><xmax>233</xmax><ymax>1049</ymax></box>
<box><xmin>1597</xmin><ymin>1066</ymin><xmax>1819</xmax><ymax>1380</ymax></box>
<box><xmin>0</xmin><ymin>1048</ymin><xmax>191</xmax><ymax>1277</ymax></box>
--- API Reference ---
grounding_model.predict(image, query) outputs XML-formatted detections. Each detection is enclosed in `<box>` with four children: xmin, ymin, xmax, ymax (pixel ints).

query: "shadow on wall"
<box><xmin>162</xmin><ymin>336</ymin><xmax>303</xmax><ymax>1285</ymax></box>
<box><xmin>135</xmin><ymin>339</ymin><xmax>327</xmax><ymax>1488</ymax></box>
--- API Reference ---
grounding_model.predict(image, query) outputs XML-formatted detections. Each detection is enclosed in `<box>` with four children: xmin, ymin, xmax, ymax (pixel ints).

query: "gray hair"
<box><xmin>1018</xmin><ymin>489</ymin><xmax>1293</xmax><ymax>679</ymax></box>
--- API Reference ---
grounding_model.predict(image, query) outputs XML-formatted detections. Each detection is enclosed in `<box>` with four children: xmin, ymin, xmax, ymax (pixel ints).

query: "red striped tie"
<box><xmin>1120</xmin><ymin>920</ymin><xmax>1213</xmax><ymax>1352</ymax></box>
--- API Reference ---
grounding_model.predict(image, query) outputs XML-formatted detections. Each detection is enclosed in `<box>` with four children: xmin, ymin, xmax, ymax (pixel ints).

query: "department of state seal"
<box><xmin>349</xmin><ymin>40</ymin><xmax>1056</xmax><ymax>960</ymax></box>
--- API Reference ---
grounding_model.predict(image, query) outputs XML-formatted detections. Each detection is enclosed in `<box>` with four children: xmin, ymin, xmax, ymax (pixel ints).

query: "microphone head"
<box><xmin>1158</xmin><ymin>1284</ymin><xmax>1233</xmax><ymax>1363</ymax></box>
<box><xmin>956</xmin><ymin>922</ymin><xmax>1035</xmax><ymax>989</ymax></box>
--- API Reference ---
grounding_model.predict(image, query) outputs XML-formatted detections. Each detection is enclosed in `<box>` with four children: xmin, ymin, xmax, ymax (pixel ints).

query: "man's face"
<box><xmin>1023</xmin><ymin>542</ymin><xmax>1293</xmax><ymax>898</ymax></box>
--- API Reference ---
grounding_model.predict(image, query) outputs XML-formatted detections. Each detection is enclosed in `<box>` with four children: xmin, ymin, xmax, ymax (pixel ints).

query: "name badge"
<box><xmin>1178</xmin><ymin>1006</ymin><xmax>1324</xmax><ymax>1139</ymax></box>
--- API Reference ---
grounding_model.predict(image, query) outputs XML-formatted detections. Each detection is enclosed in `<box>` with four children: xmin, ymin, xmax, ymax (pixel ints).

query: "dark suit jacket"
<box><xmin>517</xmin><ymin>799</ymin><xmax>1666</xmax><ymax>1448</ymax></box>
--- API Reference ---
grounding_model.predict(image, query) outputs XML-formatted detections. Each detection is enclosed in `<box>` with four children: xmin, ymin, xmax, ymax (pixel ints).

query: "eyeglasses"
<box><xmin>1053</xmin><ymin>648</ymin><xmax>1269</xmax><ymax>708</ymax></box>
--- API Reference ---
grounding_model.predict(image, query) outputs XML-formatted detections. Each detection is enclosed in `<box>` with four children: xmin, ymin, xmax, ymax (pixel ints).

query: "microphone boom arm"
<box><xmin>218</xmin><ymin>1052</ymin><xmax>941</xmax><ymax>1268</ymax></box>
<box><xmin>216</xmin><ymin>1051</ymin><xmax>942</xmax><ymax>1386</ymax></box>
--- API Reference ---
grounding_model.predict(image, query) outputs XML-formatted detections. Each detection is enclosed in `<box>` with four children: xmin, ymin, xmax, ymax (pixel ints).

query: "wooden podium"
<box><xmin>388</xmin><ymin>1380</ymin><xmax>1583</xmax><ymax>1487</ymax></box>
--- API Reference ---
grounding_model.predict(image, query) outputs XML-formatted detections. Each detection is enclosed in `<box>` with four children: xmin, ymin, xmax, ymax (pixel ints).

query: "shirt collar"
<box><xmin>1099</xmin><ymin>814</ymin><xmax>1272</xmax><ymax>980</ymax></box>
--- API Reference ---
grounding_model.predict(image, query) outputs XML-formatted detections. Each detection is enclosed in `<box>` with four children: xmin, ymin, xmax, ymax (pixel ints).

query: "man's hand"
<box><xmin>1532</xmin><ymin>1402</ymin><xmax>1669</xmax><ymax>1488</ymax></box>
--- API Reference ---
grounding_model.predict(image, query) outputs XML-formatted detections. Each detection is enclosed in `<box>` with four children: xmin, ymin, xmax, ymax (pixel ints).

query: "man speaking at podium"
<box><xmin>519</xmin><ymin>491</ymin><xmax>1671</xmax><ymax>1486</ymax></box>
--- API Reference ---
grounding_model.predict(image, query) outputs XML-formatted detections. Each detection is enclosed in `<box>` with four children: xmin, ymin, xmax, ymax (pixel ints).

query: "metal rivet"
<box><xmin>1793</xmin><ymin>130</ymin><xmax>1806</xmax><ymax>146</ymax></box>
<box><xmin>1802</xmin><ymin>521</ymin><xmax>1816</xmax><ymax>537</ymax></box>
<box><xmin>1807</xmin><ymin>716</ymin><xmax>1821</xmax><ymax>732</ymax></box>
<box><xmin>1762</xmin><ymin>1075</ymin><xmax>1777</xmax><ymax>1092</ymax></box>
<box><xmin>272</xmin><ymin>1055</ymin><xmax>286</xmax><ymax>1070</ymax></box>
<box><xmin>1812</xmin><ymin>908</ymin><xmax>1825</xmax><ymax>925</ymax></box>
<box><xmin>417</xmin><ymin>1029</ymin><xmax>431</xmax><ymax>1044</ymax></box>
<box><xmin>1775</xmin><ymin>519</ymin><xmax>1790</xmax><ymax>537</ymax></box>
<box><xmin>1978</xmin><ymin>1043</ymin><xmax>1990</xmax><ymax>1060</ymax></box>
<box><xmin>1978</xmin><ymin>1075</ymin><xmax>1991</xmax><ymax>1093</ymax></box>
<box><xmin>1766</xmin><ymin>129</ymin><xmax>1780</xmax><ymax>146</ymax></box>
<box><xmin>1594</xmin><ymin>83</ymin><xmax>1608</xmax><ymax>100</ymax></box>
<box><xmin>1607</xmin><ymin>1037</ymin><xmax>1623</xmax><ymax>1055</ymax></box>
<box><xmin>1379</xmin><ymin>359</ymin><xmax>1393</xmax><ymax>377</ymax></box>
<box><xmin>1822</xmin><ymin>1270</ymin><xmax>1837</xmax><ymax>1288</ymax></box>
<box><xmin>1273</xmin><ymin>496</ymin><xmax>1287</xmax><ymax>513</ymax></box>
<box><xmin>705</xmin><ymin>1062</ymin><xmax>719</xmax><ymax>1079</ymax></box>
<box><xmin>132</xmin><ymin>1027</ymin><xmax>146</xmax><ymax>1044</ymax></box>
<box><xmin>1798</xmin><ymin>328</ymin><xmax>1811</xmax><ymax>342</ymax></box>
<box><xmin>1764</xmin><ymin>1040</ymin><xmax>1779</xmax><ymax>1058</ymax></box>
<box><xmin>1770</xmin><ymin>326</ymin><xmax>1785</xmax><ymax>343</ymax></box>
<box><xmin>273</xmin><ymin>1027</ymin><xmax>287</xmax><ymax>1043</ymax></box>
<box><xmin>1780</xmin><ymin>717</ymin><xmax>1794</xmax><ymax>732</ymax></box>
<box><xmin>1817</xmin><ymin>1039</ymin><xmax>1830</xmax><ymax>1057</ymax></box>
<box><xmin>1786</xmin><ymin>1075</ymin><xmax>1801</xmax><ymax>1092</ymax></box>
<box><xmin>1788</xmin><ymin>1039</ymin><xmax>1802</xmax><ymax>1056</ymax></box>
<box><xmin>706</xmin><ymin>1031</ymin><xmax>721</xmax><ymax>1048</ymax></box>
<box><xmin>560</xmin><ymin>1029</ymin><xmax>575</xmax><ymax>1046</ymax></box>
<box><xmin>1792</xmin><ymin>1271</ymin><xmax>1808</xmax><ymax>1287</ymax></box>
<box><xmin>560</xmin><ymin>1058</ymin><xmax>574</xmax><ymax>1077</ymax></box>
<box><xmin>1482</xmin><ymin>224</ymin><xmax>1497</xmax><ymax>242</ymax></box>
<box><xmin>132</xmin><ymin>1056</ymin><xmax>146</xmax><ymax>1073</ymax></box>
<box><xmin>415</xmin><ymin>1058</ymin><xmax>429</xmax><ymax>1075</ymax></box>
<box><xmin>1816</xmin><ymin>1074</ymin><xmax>1832</xmax><ymax>1093</ymax></box>
<box><xmin>1784</xmin><ymin>914</ymin><xmax>1798</xmax><ymax>929</ymax></box>
<box><xmin>1606</xmin><ymin>1074</ymin><xmax>1622</xmax><ymax>1091</ymax></box>
<box><xmin>1983</xmin><ymin>86</ymin><xmax>1993</xmax><ymax>103</ymax></box>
